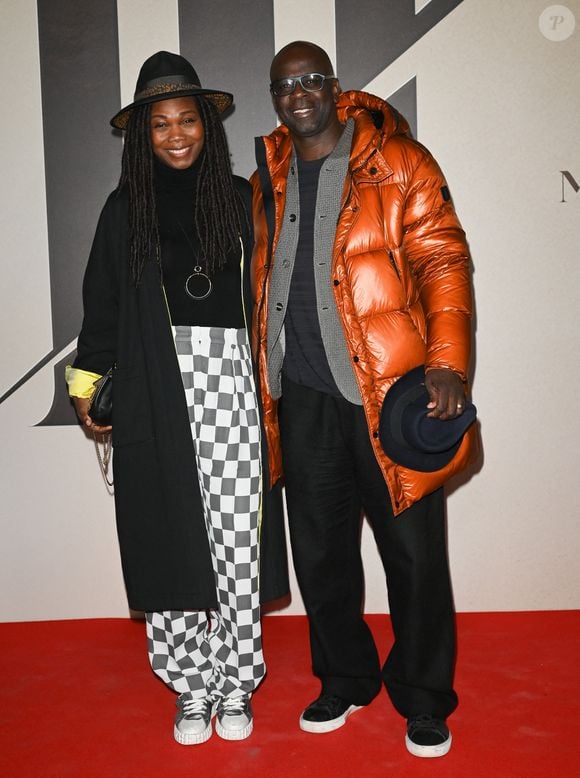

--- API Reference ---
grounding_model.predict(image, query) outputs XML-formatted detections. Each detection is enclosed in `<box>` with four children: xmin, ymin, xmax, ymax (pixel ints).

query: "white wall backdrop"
<box><xmin>1</xmin><ymin>0</ymin><xmax>579</xmax><ymax>621</ymax></box>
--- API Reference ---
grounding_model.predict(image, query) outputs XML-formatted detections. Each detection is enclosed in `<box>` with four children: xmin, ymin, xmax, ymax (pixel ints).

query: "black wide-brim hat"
<box><xmin>110</xmin><ymin>50</ymin><xmax>233</xmax><ymax>130</ymax></box>
<box><xmin>379</xmin><ymin>366</ymin><xmax>477</xmax><ymax>473</ymax></box>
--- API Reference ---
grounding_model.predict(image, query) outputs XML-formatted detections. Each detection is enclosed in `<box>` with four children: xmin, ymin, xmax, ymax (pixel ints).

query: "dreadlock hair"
<box><xmin>117</xmin><ymin>96</ymin><xmax>245</xmax><ymax>286</ymax></box>
<box><xmin>117</xmin><ymin>103</ymin><xmax>158</xmax><ymax>286</ymax></box>
<box><xmin>193</xmin><ymin>96</ymin><xmax>247</xmax><ymax>274</ymax></box>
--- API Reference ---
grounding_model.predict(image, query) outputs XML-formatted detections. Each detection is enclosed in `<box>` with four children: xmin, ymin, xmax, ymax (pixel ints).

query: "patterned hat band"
<box><xmin>109</xmin><ymin>51</ymin><xmax>233</xmax><ymax>129</ymax></box>
<box><xmin>134</xmin><ymin>74</ymin><xmax>201</xmax><ymax>101</ymax></box>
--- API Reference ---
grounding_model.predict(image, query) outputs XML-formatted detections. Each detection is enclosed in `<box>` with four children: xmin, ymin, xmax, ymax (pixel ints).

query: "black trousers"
<box><xmin>278</xmin><ymin>376</ymin><xmax>458</xmax><ymax>719</ymax></box>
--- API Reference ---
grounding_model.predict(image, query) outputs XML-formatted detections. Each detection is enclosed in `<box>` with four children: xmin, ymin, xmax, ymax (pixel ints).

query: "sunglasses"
<box><xmin>270</xmin><ymin>73</ymin><xmax>337</xmax><ymax>97</ymax></box>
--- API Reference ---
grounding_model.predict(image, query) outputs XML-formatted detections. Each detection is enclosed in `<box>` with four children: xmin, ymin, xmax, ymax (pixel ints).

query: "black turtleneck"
<box><xmin>154</xmin><ymin>157</ymin><xmax>244</xmax><ymax>328</ymax></box>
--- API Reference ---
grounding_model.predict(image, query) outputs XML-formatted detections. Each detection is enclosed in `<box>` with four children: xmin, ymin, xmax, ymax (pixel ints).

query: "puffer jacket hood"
<box><xmin>337</xmin><ymin>89</ymin><xmax>411</xmax><ymax>157</ymax></box>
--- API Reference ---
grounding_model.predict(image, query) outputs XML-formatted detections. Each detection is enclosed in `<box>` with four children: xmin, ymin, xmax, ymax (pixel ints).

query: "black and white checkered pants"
<box><xmin>145</xmin><ymin>326</ymin><xmax>264</xmax><ymax>699</ymax></box>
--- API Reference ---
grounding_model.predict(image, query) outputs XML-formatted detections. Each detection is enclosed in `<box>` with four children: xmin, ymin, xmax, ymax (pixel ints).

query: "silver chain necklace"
<box><xmin>175</xmin><ymin>218</ymin><xmax>213</xmax><ymax>301</ymax></box>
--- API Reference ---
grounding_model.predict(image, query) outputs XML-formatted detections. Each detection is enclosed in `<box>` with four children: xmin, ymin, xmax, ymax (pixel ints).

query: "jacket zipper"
<box><xmin>341</xmin><ymin>147</ymin><xmax>377</xmax><ymax>211</ymax></box>
<box><xmin>238</xmin><ymin>235</ymin><xmax>249</xmax><ymax>330</ymax></box>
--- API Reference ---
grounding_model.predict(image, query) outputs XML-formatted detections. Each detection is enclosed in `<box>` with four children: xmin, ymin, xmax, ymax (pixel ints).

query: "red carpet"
<box><xmin>1</xmin><ymin>612</ymin><xmax>578</xmax><ymax>777</ymax></box>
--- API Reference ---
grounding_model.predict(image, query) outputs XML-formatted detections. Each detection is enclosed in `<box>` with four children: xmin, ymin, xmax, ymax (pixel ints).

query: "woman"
<box><xmin>66</xmin><ymin>51</ymin><xmax>288</xmax><ymax>746</ymax></box>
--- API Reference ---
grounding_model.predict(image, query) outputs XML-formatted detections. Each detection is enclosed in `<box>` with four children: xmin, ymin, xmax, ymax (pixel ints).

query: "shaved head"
<box><xmin>270</xmin><ymin>41</ymin><xmax>335</xmax><ymax>82</ymax></box>
<box><xmin>268</xmin><ymin>40</ymin><xmax>343</xmax><ymax>159</ymax></box>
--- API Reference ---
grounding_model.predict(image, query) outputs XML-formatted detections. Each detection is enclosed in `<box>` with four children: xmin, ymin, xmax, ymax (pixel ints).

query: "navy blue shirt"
<box><xmin>282</xmin><ymin>156</ymin><xmax>341</xmax><ymax>397</ymax></box>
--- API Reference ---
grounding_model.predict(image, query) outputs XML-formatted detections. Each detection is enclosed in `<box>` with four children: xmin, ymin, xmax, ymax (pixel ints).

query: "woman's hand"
<box><xmin>72</xmin><ymin>396</ymin><xmax>113</xmax><ymax>434</ymax></box>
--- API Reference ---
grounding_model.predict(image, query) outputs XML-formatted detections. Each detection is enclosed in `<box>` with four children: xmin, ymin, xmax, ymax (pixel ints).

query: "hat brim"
<box><xmin>381</xmin><ymin>428</ymin><xmax>462</xmax><ymax>472</ymax></box>
<box><xmin>379</xmin><ymin>365</ymin><xmax>476</xmax><ymax>473</ymax></box>
<box><xmin>110</xmin><ymin>85</ymin><xmax>233</xmax><ymax>130</ymax></box>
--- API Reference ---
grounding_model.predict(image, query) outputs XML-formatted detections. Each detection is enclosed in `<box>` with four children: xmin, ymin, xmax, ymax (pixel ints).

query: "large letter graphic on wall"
<box><xmin>0</xmin><ymin>0</ymin><xmax>121</xmax><ymax>424</ymax></box>
<box><xmin>179</xmin><ymin>0</ymin><xmax>277</xmax><ymax>179</ymax></box>
<box><xmin>0</xmin><ymin>0</ymin><xmax>463</xmax><ymax>425</ymax></box>
<box><xmin>336</xmin><ymin>0</ymin><xmax>464</xmax><ymax>137</ymax></box>
<box><xmin>336</xmin><ymin>0</ymin><xmax>463</xmax><ymax>86</ymax></box>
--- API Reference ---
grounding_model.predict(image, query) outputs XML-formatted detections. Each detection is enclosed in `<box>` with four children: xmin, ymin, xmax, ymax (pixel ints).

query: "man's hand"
<box><xmin>424</xmin><ymin>368</ymin><xmax>466</xmax><ymax>420</ymax></box>
<box><xmin>72</xmin><ymin>396</ymin><xmax>113</xmax><ymax>434</ymax></box>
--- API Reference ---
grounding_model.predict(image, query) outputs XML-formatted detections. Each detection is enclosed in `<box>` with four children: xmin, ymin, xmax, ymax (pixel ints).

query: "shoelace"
<box><xmin>181</xmin><ymin>696</ymin><xmax>211</xmax><ymax>719</ymax></box>
<box><xmin>219</xmin><ymin>695</ymin><xmax>249</xmax><ymax>715</ymax></box>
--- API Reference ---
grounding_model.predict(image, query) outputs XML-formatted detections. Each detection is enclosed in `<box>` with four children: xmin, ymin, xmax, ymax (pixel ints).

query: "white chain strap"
<box><xmin>93</xmin><ymin>431</ymin><xmax>114</xmax><ymax>492</ymax></box>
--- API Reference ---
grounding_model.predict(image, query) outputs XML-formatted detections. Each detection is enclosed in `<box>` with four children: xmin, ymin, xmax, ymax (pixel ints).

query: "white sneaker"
<box><xmin>215</xmin><ymin>694</ymin><xmax>253</xmax><ymax>740</ymax></box>
<box><xmin>174</xmin><ymin>693</ymin><xmax>213</xmax><ymax>745</ymax></box>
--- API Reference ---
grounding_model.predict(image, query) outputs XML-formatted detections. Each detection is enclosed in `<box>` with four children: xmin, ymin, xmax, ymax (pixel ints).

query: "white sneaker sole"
<box><xmin>405</xmin><ymin>732</ymin><xmax>452</xmax><ymax>758</ymax></box>
<box><xmin>174</xmin><ymin>720</ymin><xmax>212</xmax><ymax>745</ymax></box>
<box><xmin>215</xmin><ymin>718</ymin><xmax>253</xmax><ymax>741</ymax></box>
<box><xmin>299</xmin><ymin>704</ymin><xmax>363</xmax><ymax>734</ymax></box>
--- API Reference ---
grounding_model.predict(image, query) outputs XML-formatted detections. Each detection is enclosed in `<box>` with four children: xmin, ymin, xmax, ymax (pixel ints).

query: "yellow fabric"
<box><xmin>65</xmin><ymin>365</ymin><xmax>102</xmax><ymax>398</ymax></box>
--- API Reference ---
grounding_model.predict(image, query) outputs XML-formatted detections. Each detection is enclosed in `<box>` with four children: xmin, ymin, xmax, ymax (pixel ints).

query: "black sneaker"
<box><xmin>405</xmin><ymin>714</ymin><xmax>452</xmax><ymax>757</ymax></box>
<box><xmin>299</xmin><ymin>693</ymin><xmax>362</xmax><ymax>733</ymax></box>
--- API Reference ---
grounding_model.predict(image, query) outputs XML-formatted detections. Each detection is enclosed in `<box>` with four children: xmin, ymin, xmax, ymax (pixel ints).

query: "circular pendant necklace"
<box><xmin>176</xmin><ymin>218</ymin><xmax>213</xmax><ymax>301</ymax></box>
<box><xmin>185</xmin><ymin>266</ymin><xmax>212</xmax><ymax>300</ymax></box>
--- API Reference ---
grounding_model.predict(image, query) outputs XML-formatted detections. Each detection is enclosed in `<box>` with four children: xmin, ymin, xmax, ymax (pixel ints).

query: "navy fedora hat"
<box><xmin>111</xmin><ymin>50</ymin><xmax>233</xmax><ymax>130</ymax></box>
<box><xmin>379</xmin><ymin>366</ymin><xmax>476</xmax><ymax>473</ymax></box>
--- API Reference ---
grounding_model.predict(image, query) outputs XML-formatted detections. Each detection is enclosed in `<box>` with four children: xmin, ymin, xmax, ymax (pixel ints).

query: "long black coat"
<box><xmin>75</xmin><ymin>177</ymin><xmax>289</xmax><ymax>611</ymax></box>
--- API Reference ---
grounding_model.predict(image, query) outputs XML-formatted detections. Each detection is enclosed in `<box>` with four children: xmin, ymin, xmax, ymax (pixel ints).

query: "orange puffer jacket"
<box><xmin>251</xmin><ymin>90</ymin><xmax>477</xmax><ymax>515</ymax></box>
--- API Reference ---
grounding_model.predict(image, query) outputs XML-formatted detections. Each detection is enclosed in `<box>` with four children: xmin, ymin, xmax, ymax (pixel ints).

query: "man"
<box><xmin>251</xmin><ymin>41</ymin><xmax>476</xmax><ymax>758</ymax></box>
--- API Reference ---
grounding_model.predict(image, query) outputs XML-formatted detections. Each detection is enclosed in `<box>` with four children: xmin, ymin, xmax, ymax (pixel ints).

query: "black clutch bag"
<box><xmin>89</xmin><ymin>367</ymin><xmax>113</xmax><ymax>425</ymax></box>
